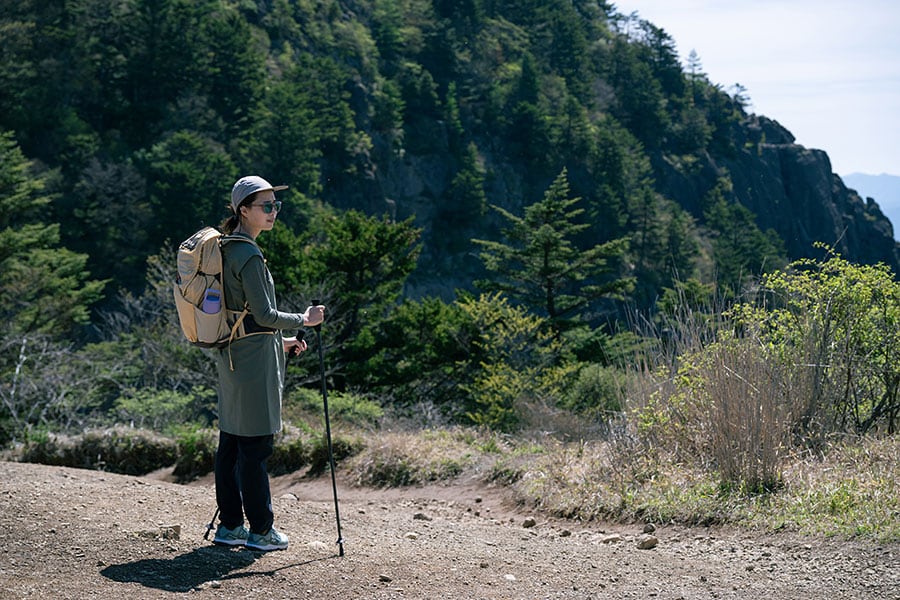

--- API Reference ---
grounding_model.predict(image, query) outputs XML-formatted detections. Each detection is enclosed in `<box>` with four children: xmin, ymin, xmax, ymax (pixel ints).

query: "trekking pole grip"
<box><xmin>311</xmin><ymin>299</ymin><xmax>323</xmax><ymax>332</ymax></box>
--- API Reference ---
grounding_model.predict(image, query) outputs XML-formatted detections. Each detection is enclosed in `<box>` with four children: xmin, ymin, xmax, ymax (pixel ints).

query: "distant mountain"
<box><xmin>842</xmin><ymin>173</ymin><xmax>900</xmax><ymax>240</ymax></box>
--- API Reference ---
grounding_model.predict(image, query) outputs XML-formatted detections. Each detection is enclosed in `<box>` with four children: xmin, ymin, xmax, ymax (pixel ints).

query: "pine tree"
<box><xmin>0</xmin><ymin>131</ymin><xmax>106</xmax><ymax>335</ymax></box>
<box><xmin>703</xmin><ymin>178</ymin><xmax>786</xmax><ymax>292</ymax></box>
<box><xmin>474</xmin><ymin>168</ymin><xmax>633</xmax><ymax>335</ymax></box>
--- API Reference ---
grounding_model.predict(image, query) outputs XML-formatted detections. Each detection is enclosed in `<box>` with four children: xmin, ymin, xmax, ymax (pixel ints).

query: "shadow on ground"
<box><xmin>100</xmin><ymin>545</ymin><xmax>334</xmax><ymax>592</ymax></box>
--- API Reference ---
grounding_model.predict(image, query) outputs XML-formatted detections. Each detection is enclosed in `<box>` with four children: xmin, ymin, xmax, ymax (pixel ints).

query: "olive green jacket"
<box><xmin>214</xmin><ymin>233</ymin><xmax>304</xmax><ymax>436</ymax></box>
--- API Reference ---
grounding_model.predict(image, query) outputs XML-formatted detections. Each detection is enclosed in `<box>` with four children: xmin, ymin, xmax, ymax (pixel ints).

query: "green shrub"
<box><xmin>173</xmin><ymin>427</ymin><xmax>218</xmax><ymax>482</ymax></box>
<box><xmin>459</xmin><ymin>293</ymin><xmax>576</xmax><ymax>432</ymax></box>
<box><xmin>345</xmin><ymin>296</ymin><xmax>474</xmax><ymax>410</ymax></box>
<box><xmin>269</xmin><ymin>425</ymin><xmax>312</xmax><ymax>475</ymax></box>
<box><xmin>115</xmin><ymin>387</ymin><xmax>216</xmax><ymax>433</ymax></box>
<box><xmin>19</xmin><ymin>427</ymin><xmax>177</xmax><ymax>475</ymax></box>
<box><xmin>283</xmin><ymin>388</ymin><xmax>322</xmax><ymax>425</ymax></box>
<box><xmin>560</xmin><ymin>363</ymin><xmax>624</xmax><ymax>418</ymax></box>
<box><xmin>308</xmin><ymin>433</ymin><xmax>363</xmax><ymax>476</ymax></box>
<box><xmin>753</xmin><ymin>249</ymin><xmax>900</xmax><ymax>438</ymax></box>
<box><xmin>286</xmin><ymin>388</ymin><xmax>383</xmax><ymax>427</ymax></box>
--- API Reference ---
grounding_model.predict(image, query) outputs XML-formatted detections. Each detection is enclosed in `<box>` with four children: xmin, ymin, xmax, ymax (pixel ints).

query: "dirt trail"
<box><xmin>0</xmin><ymin>461</ymin><xmax>896</xmax><ymax>599</ymax></box>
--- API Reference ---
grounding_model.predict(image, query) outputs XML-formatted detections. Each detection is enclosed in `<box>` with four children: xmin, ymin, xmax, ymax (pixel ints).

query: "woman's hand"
<box><xmin>283</xmin><ymin>336</ymin><xmax>307</xmax><ymax>356</ymax></box>
<box><xmin>303</xmin><ymin>305</ymin><xmax>326</xmax><ymax>327</ymax></box>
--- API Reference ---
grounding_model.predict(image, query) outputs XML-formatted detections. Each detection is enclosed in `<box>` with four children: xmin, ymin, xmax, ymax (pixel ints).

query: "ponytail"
<box><xmin>220</xmin><ymin>210</ymin><xmax>240</xmax><ymax>234</ymax></box>
<box><xmin>219</xmin><ymin>191</ymin><xmax>260</xmax><ymax>234</ymax></box>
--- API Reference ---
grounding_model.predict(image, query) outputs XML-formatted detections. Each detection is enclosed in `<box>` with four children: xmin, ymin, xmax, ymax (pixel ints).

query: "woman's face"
<box><xmin>240</xmin><ymin>190</ymin><xmax>279</xmax><ymax>233</ymax></box>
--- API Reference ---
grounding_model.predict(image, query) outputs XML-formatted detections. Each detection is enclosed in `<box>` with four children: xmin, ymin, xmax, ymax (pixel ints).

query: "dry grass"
<box><xmin>700</xmin><ymin>336</ymin><xmax>792</xmax><ymax>493</ymax></box>
<box><xmin>344</xmin><ymin>428</ymin><xmax>503</xmax><ymax>488</ymax></box>
<box><xmin>461</xmin><ymin>432</ymin><xmax>900</xmax><ymax>541</ymax></box>
<box><xmin>758</xmin><ymin>436</ymin><xmax>900</xmax><ymax>538</ymax></box>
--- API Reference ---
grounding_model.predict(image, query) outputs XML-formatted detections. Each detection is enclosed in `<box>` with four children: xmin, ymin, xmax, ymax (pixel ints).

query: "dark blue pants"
<box><xmin>215</xmin><ymin>431</ymin><xmax>275</xmax><ymax>535</ymax></box>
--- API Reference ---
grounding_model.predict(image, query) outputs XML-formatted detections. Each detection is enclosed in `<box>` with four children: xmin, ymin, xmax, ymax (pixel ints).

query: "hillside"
<box><xmin>1</xmin><ymin>460</ymin><xmax>897</xmax><ymax>599</ymax></box>
<box><xmin>2</xmin><ymin>1</ymin><xmax>897</xmax><ymax>311</ymax></box>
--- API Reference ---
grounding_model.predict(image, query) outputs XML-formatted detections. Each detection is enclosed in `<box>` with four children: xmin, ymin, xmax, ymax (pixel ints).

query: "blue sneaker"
<box><xmin>246</xmin><ymin>527</ymin><xmax>289</xmax><ymax>552</ymax></box>
<box><xmin>213</xmin><ymin>524</ymin><xmax>249</xmax><ymax>547</ymax></box>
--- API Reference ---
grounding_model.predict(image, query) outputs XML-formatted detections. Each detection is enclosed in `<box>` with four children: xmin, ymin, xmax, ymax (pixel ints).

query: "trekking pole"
<box><xmin>203</xmin><ymin>507</ymin><xmax>220</xmax><ymax>541</ymax></box>
<box><xmin>312</xmin><ymin>306</ymin><xmax>345</xmax><ymax>557</ymax></box>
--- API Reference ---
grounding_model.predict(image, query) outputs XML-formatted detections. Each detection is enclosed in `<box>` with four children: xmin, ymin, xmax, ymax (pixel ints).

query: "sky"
<box><xmin>612</xmin><ymin>0</ymin><xmax>900</xmax><ymax>177</ymax></box>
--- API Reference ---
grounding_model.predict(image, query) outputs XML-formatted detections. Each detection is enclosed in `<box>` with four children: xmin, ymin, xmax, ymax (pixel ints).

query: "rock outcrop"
<box><xmin>656</xmin><ymin>115</ymin><xmax>900</xmax><ymax>272</ymax></box>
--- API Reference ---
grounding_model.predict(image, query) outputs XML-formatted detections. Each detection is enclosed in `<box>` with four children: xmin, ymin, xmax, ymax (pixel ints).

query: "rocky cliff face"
<box><xmin>331</xmin><ymin>112</ymin><xmax>900</xmax><ymax>301</ymax></box>
<box><xmin>654</xmin><ymin>115</ymin><xmax>900</xmax><ymax>273</ymax></box>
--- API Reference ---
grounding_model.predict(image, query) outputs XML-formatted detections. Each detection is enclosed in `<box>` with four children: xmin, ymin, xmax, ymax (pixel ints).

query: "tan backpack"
<box><xmin>173</xmin><ymin>227</ymin><xmax>253</xmax><ymax>349</ymax></box>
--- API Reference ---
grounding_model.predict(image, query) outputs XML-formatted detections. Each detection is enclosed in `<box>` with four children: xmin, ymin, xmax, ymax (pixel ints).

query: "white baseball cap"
<box><xmin>230</xmin><ymin>176</ymin><xmax>288</xmax><ymax>212</ymax></box>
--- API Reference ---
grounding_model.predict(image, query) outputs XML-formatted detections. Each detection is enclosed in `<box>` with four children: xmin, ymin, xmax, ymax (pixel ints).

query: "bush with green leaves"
<box><xmin>172</xmin><ymin>426</ymin><xmax>218</xmax><ymax>482</ymax></box>
<box><xmin>18</xmin><ymin>427</ymin><xmax>177</xmax><ymax>475</ymax></box>
<box><xmin>626</xmin><ymin>251</ymin><xmax>900</xmax><ymax>493</ymax></box>
<box><xmin>115</xmin><ymin>387</ymin><xmax>217</xmax><ymax>433</ymax></box>
<box><xmin>458</xmin><ymin>293</ymin><xmax>578</xmax><ymax>432</ymax></box>
<box><xmin>348</xmin><ymin>296</ymin><xmax>476</xmax><ymax>413</ymax></box>
<box><xmin>285</xmin><ymin>388</ymin><xmax>384</xmax><ymax>428</ymax></box>
<box><xmin>748</xmin><ymin>248</ymin><xmax>900</xmax><ymax>438</ymax></box>
<box><xmin>560</xmin><ymin>363</ymin><xmax>625</xmax><ymax>420</ymax></box>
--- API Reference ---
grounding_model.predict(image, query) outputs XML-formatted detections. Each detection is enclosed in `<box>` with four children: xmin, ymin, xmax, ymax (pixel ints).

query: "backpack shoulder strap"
<box><xmin>220</xmin><ymin>233</ymin><xmax>260</xmax><ymax>248</ymax></box>
<box><xmin>219</xmin><ymin>234</ymin><xmax>264</xmax><ymax>272</ymax></box>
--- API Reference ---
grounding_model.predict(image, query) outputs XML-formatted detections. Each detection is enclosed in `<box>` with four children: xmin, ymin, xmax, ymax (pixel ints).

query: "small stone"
<box><xmin>404</xmin><ymin>532</ymin><xmax>419</xmax><ymax>540</ymax></box>
<box><xmin>479</xmin><ymin>562</ymin><xmax>489</xmax><ymax>568</ymax></box>
<box><xmin>637</xmin><ymin>534</ymin><xmax>659</xmax><ymax>550</ymax></box>
<box><xmin>413</xmin><ymin>512</ymin><xmax>432</xmax><ymax>521</ymax></box>
<box><xmin>600</xmin><ymin>534</ymin><xmax>623</xmax><ymax>544</ymax></box>
<box><xmin>523</xmin><ymin>517</ymin><xmax>537</xmax><ymax>528</ymax></box>
<box><xmin>379</xmin><ymin>574</ymin><xmax>392</xmax><ymax>583</ymax></box>
<box><xmin>504</xmin><ymin>574</ymin><xmax>517</xmax><ymax>581</ymax></box>
<box><xmin>280</xmin><ymin>493</ymin><xmax>298</xmax><ymax>501</ymax></box>
<box><xmin>559</xmin><ymin>529</ymin><xmax>572</xmax><ymax>537</ymax></box>
<box><xmin>643</xmin><ymin>523</ymin><xmax>656</xmax><ymax>534</ymax></box>
<box><xmin>210</xmin><ymin>580</ymin><xmax>222</xmax><ymax>589</ymax></box>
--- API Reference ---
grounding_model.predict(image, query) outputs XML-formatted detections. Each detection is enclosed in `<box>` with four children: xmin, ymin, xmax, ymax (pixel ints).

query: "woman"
<box><xmin>212</xmin><ymin>175</ymin><xmax>325</xmax><ymax>552</ymax></box>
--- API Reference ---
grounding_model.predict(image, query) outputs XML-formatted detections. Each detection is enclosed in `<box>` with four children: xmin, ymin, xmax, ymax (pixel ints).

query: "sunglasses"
<box><xmin>252</xmin><ymin>200</ymin><xmax>282</xmax><ymax>214</ymax></box>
